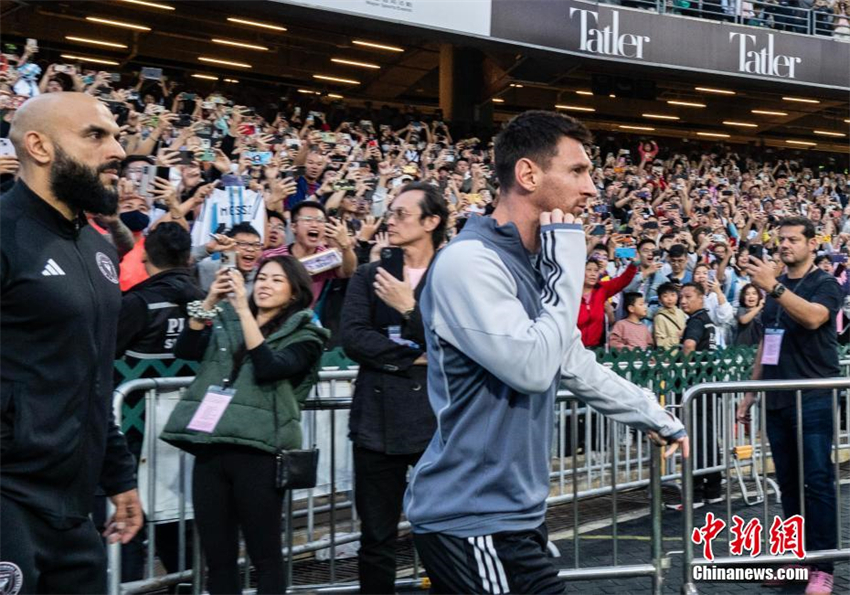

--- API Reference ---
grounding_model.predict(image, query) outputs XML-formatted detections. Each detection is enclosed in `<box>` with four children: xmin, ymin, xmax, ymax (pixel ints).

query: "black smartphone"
<box><xmin>179</xmin><ymin>150</ymin><xmax>196</xmax><ymax>165</ymax></box>
<box><xmin>155</xmin><ymin>166</ymin><xmax>170</xmax><ymax>181</ymax></box>
<box><xmin>591</xmin><ymin>225</ymin><xmax>606</xmax><ymax>236</ymax></box>
<box><xmin>748</xmin><ymin>244</ymin><xmax>763</xmax><ymax>259</ymax></box>
<box><xmin>380</xmin><ymin>246</ymin><xmax>404</xmax><ymax>281</ymax></box>
<box><xmin>284</xmin><ymin>166</ymin><xmax>306</xmax><ymax>179</ymax></box>
<box><xmin>175</xmin><ymin>113</ymin><xmax>193</xmax><ymax>128</ymax></box>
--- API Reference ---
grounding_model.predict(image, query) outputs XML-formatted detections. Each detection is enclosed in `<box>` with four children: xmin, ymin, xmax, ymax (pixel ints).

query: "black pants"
<box><xmin>0</xmin><ymin>495</ymin><xmax>106</xmax><ymax>594</ymax></box>
<box><xmin>193</xmin><ymin>446</ymin><xmax>284</xmax><ymax>594</ymax></box>
<box><xmin>353</xmin><ymin>446</ymin><xmax>422</xmax><ymax>594</ymax></box>
<box><xmin>693</xmin><ymin>394</ymin><xmax>722</xmax><ymax>499</ymax></box>
<box><xmin>413</xmin><ymin>523</ymin><xmax>564</xmax><ymax>595</ymax></box>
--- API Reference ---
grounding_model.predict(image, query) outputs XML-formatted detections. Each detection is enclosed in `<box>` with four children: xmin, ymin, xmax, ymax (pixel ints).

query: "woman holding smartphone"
<box><xmin>162</xmin><ymin>256</ymin><xmax>328</xmax><ymax>594</ymax></box>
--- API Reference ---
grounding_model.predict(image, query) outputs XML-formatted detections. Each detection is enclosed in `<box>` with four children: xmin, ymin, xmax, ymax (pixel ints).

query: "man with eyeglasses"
<box><xmin>263</xmin><ymin>201</ymin><xmax>356</xmax><ymax>305</ymax></box>
<box><xmin>341</xmin><ymin>182</ymin><xmax>447</xmax><ymax>594</ymax></box>
<box><xmin>195</xmin><ymin>222</ymin><xmax>263</xmax><ymax>294</ymax></box>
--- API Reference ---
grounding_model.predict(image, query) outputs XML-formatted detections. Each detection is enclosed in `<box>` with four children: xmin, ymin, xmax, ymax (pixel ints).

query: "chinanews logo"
<box><xmin>0</xmin><ymin>562</ymin><xmax>23</xmax><ymax>595</ymax></box>
<box><xmin>570</xmin><ymin>7</ymin><xmax>651</xmax><ymax>60</ymax></box>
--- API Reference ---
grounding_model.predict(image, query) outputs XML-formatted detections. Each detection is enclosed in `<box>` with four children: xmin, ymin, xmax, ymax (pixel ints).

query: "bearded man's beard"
<box><xmin>49</xmin><ymin>144</ymin><xmax>121</xmax><ymax>215</ymax></box>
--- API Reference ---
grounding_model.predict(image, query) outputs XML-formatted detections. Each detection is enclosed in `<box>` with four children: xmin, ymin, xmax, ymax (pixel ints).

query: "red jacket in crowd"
<box><xmin>577</xmin><ymin>264</ymin><xmax>638</xmax><ymax>348</ymax></box>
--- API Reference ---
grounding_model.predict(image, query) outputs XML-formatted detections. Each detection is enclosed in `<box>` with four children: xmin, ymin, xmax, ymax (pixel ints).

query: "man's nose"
<box><xmin>106</xmin><ymin>134</ymin><xmax>126</xmax><ymax>162</ymax></box>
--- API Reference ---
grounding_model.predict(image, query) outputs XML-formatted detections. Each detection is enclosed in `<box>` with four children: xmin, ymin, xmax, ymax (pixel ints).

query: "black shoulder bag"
<box><xmin>272</xmin><ymin>381</ymin><xmax>319</xmax><ymax>492</ymax></box>
<box><xmin>227</xmin><ymin>329</ymin><xmax>320</xmax><ymax>493</ymax></box>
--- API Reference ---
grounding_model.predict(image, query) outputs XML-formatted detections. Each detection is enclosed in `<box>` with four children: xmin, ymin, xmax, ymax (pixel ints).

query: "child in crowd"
<box><xmin>653</xmin><ymin>283</ymin><xmax>687</xmax><ymax>349</ymax></box>
<box><xmin>609</xmin><ymin>292</ymin><xmax>654</xmax><ymax>350</ymax></box>
<box><xmin>735</xmin><ymin>283</ymin><xmax>764</xmax><ymax>346</ymax></box>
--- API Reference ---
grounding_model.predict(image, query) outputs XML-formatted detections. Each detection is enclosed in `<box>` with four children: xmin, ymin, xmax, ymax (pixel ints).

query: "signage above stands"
<box><xmin>279</xmin><ymin>0</ymin><xmax>850</xmax><ymax>90</ymax></box>
<box><xmin>490</xmin><ymin>0</ymin><xmax>848</xmax><ymax>90</ymax></box>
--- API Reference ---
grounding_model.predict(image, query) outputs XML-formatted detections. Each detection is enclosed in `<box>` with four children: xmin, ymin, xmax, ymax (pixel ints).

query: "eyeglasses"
<box><xmin>270</xmin><ymin>224</ymin><xmax>286</xmax><ymax>232</ymax></box>
<box><xmin>386</xmin><ymin>208</ymin><xmax>422</xmax><ymax>222</ymax></box>
<box><xmin>235</xmin><ymin>241</ymin><xmax>263</xmax><ymax>251</ymax></box>
<box><xmin>295</xmin><ymin>216</ymin><xmax>326</xmax><ymax>224</ymax></box>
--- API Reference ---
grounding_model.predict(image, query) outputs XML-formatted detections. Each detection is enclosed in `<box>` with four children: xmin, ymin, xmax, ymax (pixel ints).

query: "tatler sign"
<box><xmin>730</xmin><ymin>32</ymin><xmax>801</xmax><ymax>78</ymax></box>
<box><xmin>491</xmin><ymin>0</ymin><xmax>849</xmax><ymax>90</ymax></box>
<box><xmin>571</xmin><ymin>7</ymin><xmax>650</xmax><ymax>59</ymax></box>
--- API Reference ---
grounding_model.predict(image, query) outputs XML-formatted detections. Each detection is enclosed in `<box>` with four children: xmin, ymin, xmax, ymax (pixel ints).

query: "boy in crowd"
<box><xmin>609</xmin><ymin>292</ymin><xmax>653</xmax><ymax>350</ymax></box>
<box><xmin>653</xmin><ymin>283</ymin><xmax>687</xmax><ymax>349</ymax></box>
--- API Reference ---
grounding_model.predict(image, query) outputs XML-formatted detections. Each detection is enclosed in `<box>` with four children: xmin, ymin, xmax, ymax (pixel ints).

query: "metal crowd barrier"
<box><xmin>678</xmin><ymin>377</ymin><xmax>850</xmax><ymax>595</ymax></box>
<box><xmin>109</xmin><ymin>363</ymin><xmax>850</xmax><ymax>594</ymax></box>
<box><xmin>109</xmin><ymin>372</ymin><xmax>676</xmax><ymax>594</ymax></box>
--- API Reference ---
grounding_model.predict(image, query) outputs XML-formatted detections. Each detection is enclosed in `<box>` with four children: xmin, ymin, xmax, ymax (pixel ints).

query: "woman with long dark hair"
<box><xmin>161</xmin><ymin>256</ymin><xmax>329</xmax><ymax>594</ymax></box>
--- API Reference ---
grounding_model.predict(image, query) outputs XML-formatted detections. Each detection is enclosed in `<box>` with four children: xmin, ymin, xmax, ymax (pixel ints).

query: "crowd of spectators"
<box><xmin>615</xmin><ymin>0</ymin><xmax>850</xmax><ymax>38</ymax></box>
<box><xmin>1</xmin><ymin>55</ymin><xmax>849</xmax><ymax>361</ymax></box>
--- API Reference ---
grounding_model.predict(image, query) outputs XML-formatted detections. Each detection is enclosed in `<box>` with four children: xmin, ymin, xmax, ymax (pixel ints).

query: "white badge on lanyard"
<box><xmin>761</xmin><ymin>328</ymin><xmax>784</xmax><ymax>366</ymax></box>
<box><xmin>187</xmin><ymin>385</ymin><xmax>235</xmax><ymax>433</ymax></box>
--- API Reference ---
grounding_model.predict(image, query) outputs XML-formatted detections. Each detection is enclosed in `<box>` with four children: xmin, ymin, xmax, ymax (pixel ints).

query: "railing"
<box><xmin>108</xmin><ymin>374</ymin><xmax>675</xmax><ymax>594</ymax></box>
<box><xmin>108</xmin><ymin>350</ymin><xmax>850</xmax><ymax>593</ymax></box>
<box><xmin>678</xmin><ymin>377</ymin><xmax>850</xmax><ymax>595</ymax></box>
<box><xmin>594</xmin><ymin>0</ymin><xmax>848</xmax><ymax>38</ymax></box>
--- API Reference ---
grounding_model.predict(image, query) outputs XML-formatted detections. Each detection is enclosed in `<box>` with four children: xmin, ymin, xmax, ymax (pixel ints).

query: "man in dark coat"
<box><xmin>341</xmin><ymin>182</ymin><xmax>447</xmax><ymax>594</ymax></box>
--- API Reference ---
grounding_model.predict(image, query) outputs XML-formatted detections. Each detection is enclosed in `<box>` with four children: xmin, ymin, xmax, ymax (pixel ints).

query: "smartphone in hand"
<box><xmin>380</xmin><ymin>247</ymin><xmax>404</xmax><ymax>281</ymax></box>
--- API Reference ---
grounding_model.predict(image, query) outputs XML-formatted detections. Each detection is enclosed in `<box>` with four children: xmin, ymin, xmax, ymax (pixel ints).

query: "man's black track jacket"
<box><xmin>1</xmin><ymin>181</ymin><xmax>136</xmax><ymax>529</ymax></box>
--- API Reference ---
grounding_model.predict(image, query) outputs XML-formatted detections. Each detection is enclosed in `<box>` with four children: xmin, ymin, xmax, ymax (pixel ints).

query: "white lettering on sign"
<box><xmin>570</xmin><ymin>7</ymin><xmax>650</xmax><ymax>59</ymax></box>
<box><xmin>729</xmin><ymin>32</ymin><xmax>802</xmax><ymax>79</ymax></box>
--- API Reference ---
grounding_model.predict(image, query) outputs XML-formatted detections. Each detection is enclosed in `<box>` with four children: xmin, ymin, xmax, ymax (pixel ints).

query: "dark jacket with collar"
<box><xmin>116</xmin><ymin>268</ymin><xmax>205</xmax><ymax>360</ymax></box>
<box><xmin>0</xmin><ymin>181</ymin><xmax>136</xmax><ymax>529</ymax></box>
<box><xmin>340</xmin><ymin>260</ymin><xmax>436</xmax><ymax>455</ymax></box>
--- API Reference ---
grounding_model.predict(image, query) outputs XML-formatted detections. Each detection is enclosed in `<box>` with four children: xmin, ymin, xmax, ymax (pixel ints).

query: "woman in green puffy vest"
<box><xmin>161</xmin><ymin>256</ymin><xmax>329</xmax><ymax>594</ymax></box>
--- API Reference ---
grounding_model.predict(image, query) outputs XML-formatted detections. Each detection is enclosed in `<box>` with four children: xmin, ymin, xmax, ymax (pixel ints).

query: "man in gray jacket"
<box><xmin>404</xmin><ymin>111</ymin><xmax>689</xmax><ymax>594</ymax></box>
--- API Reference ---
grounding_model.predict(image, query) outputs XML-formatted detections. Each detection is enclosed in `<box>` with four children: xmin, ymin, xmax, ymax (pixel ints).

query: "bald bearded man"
<box><xmin>1</xmin><ymin>93</ymin><xmax>142</xmax><ymax>594</ymax></box>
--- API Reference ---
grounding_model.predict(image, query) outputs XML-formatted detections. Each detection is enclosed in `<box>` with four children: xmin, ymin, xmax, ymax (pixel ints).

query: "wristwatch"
<box><xmin>769</xmin><ymin>283</ymin><xmax>786</xmax><ymax>299</ymax></box>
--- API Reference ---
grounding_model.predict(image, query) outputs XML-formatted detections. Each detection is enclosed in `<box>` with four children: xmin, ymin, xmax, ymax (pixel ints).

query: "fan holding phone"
<box><xmin>338</xmin><ymin>182</ymin><xmax>449</xmax><ymax>594</ymax></box>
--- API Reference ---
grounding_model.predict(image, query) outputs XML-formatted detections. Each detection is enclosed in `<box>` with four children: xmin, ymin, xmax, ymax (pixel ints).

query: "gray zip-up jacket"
<box><xmin>403</xmin><ymin>215</ymin><xmax>684</xmax><ymax>538</ymax></box>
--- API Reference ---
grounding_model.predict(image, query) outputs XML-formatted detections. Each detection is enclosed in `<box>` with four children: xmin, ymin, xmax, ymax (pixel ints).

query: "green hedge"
<box><xmin>115</xmin><ymin>345</ymin><xmax>849</xmax><ymax>433</ymax></box>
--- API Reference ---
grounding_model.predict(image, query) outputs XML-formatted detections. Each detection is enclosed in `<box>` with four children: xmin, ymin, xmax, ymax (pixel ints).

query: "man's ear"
<box><xmin>24</xmin><ymin>130</ymin><xmax>53</xmax><ymax>166</ymax></box>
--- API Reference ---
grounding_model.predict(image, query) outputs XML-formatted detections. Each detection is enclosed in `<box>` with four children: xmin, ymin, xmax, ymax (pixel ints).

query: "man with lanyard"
<box><xmin>737</xmin><ymin>216</ymin><xmax>843</xmax><ymax>595</ymax></box>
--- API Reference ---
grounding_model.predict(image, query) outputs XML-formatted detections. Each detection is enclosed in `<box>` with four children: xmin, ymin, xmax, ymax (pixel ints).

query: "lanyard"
<box><xmin>773</xmin><ymin>265</ymin><xmax>816</xmax><ymax>328</ymax></box>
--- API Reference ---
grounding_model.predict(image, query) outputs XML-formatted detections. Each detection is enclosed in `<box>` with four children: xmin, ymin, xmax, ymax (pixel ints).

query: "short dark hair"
<box><xmin>591</xmin><ymin>243</ymin><xmax>608</xmax><ymax>253</ymax></box>
<box><xmin>144</xmin><ymin>223</ymin><xmax>192</xmax><ymax>269</ymax></box>
<box><xmin>122</xmin><ymin>155</ymin><xmax>155</xmax><ymax>169</ymax></box>
<box><xmin>657</xmin><ymin>282</ymin><xmax>679</xmax><ymax>298</ymax></box>
<box><xmin>267</xmin><ymin>210</ymin><xmax>285</xmax><ymax>224</ymax></box>
<box><xmin>399</xmin><ymin>182</ymin><xmax>449</xmax><ymax>249</ymax></box>
<box><xmin>249</xmin><ymin>256</ymin><xmax>314</xmax><ymax>333</ymax></box>
<box><xmin>494</xmin><ymin>110</ymin><xmax>592</xmax><ymax>191</ymax></box>
<box><xmin>778</xmin><ymin>216</ymin><xmax>816</xmax><ymax>240</ymax></box>
<box><xmin>623</xmin><ymin>292</ymin><xmax>644</xmax><ymax>312</ymax></box>
<box><xmin>814</xmin><ymin>254</ymin><xmax>831</xmax><ymax>267</ymax></box>
<box><xmin>226</xmin><ymin>222</ymin><xmax>261</xmax><ymax>239</ymax></box>
<box><xmin>638</xmin><ymin>238</ymin><xmax>657</xmax><ymax>252</ymax></box>
<box><xmin>681</xmin><ymin>282</ymin><xmax>705</xmax><ymax>296</ymax></box>
<box><xmin>667</xmin><ymin>244</ymin><xmax>688</xmax><ymax>259</ymax></box>
<box><xmin>291</xmin><ymin>200</ymin><xmax>327</xmax><ymax>222</ymax></box>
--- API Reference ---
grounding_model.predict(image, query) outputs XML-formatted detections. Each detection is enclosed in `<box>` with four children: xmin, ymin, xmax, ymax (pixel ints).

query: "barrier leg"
<box><xmin>651</xmin><ymin>443</ymin><xmax>663</xmax><ymax>595</ymax></box>
<box><xmin>107</xmin><ymin>535</ymin><xmax>121</xmax><ymax>595</ymax></box>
